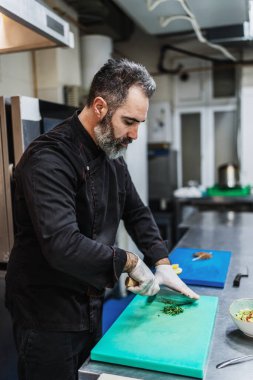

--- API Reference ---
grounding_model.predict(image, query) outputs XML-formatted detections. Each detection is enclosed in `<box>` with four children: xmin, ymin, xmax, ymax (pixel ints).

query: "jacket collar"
<box><xmin>72</xmin><ymin>110</ymin><xmax>104</xmax><ymax>161</ymax></box>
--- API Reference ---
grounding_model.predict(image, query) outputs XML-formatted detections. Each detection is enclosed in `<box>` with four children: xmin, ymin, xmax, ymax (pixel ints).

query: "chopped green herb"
<box><xmin>158</xmin><ymin>296</ymin><xmax>186</xmax><ymax>316</ymax></box>
<box><xmin>162</xmin><ymin>305</ymin><xmax>184</xmax><ymax>316</ymax></box>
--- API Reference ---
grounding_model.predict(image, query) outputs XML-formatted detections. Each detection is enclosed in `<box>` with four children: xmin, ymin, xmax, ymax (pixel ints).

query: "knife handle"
<box><xmin>233</xmin><ymin>273</ymin><xmax>249</xmax><ymax>287</ymax></box>
<box><xmin>125</xmin><ymin>277</ymin><xmax>139</xmax><ymax>288</ymax></box>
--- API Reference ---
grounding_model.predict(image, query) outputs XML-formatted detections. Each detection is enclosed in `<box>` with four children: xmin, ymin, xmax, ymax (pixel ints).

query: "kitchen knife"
<box><xmin>150</xmin><ymin>285</ymin><xmax>197</xmax><ymax>305</ymax></box>
<box><xmin>125</xmin><ymin>278</ymin><xmax>197</xmax><ymax>306</ymax></box>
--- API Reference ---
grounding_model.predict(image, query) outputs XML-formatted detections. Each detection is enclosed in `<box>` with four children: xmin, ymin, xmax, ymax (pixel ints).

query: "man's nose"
<box><xmin>128</xmin><ymin>125</ymin><xmax>139</xmax><ymax>140</ymax></box>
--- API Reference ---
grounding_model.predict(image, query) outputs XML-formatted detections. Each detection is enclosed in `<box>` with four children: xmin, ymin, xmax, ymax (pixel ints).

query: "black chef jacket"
<box><xmin>5</xmin><ymin>111</ymin><xmax>168</xmax><ymax>331</ymax></box>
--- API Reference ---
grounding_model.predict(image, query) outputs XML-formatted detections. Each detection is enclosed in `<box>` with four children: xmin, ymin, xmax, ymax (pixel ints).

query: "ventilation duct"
<box><xmin>0</xmin><ymin>0</ymin><xmax>74</xmax><ymax>54</ymax></box>
<box><xmin>205</xmin><ymin>24</ymin><xmax>252</xmax><ymax>46</ymax></box>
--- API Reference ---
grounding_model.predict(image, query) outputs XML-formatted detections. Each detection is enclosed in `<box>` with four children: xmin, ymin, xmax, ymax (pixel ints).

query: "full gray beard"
<box><xmin>94</xmin><ymin>123</ymin><xmax>127</xmax><ymax>160</ymax></box>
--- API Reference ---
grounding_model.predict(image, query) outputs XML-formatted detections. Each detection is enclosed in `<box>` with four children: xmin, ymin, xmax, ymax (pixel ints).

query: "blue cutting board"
<box><xmin>169</xmin><ymin>247</ymin><xmax>232</xmax><ymax>288</ymax></box>
<box><xmin>91</xmin><ymin>294</ymin><xmax>218</xmax><ymax>378</ymax></box>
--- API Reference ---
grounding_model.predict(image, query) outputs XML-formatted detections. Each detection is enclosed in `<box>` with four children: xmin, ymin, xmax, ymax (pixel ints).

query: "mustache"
<box><xmin>118</xmin><ymin>137</ymin><xmax>133</xmax><ymax>145</ymax></box>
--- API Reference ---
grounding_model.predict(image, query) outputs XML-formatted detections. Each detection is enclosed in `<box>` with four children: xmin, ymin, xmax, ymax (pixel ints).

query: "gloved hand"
<box><xmin>127</xmin><ymin>256</ymin><xmax>160</xmax><ymax>296</ymax></box>
<box><xmin>155</xmin><ymin>265</ymin><xmax>199</xmax><ymax>299</ymax></box>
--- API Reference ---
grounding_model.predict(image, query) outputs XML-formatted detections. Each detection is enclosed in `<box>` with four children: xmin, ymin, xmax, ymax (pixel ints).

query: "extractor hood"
<box><xmin>0</xmin><ymin>0</ymin><xmax>74</xmax><ymax>53</ymax></box>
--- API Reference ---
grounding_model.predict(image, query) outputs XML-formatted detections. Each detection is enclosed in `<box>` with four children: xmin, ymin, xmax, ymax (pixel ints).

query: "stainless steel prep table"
<box><xmin>173</xmin><ymin>195</ymin><xmax>253</xmax><ymax>243</ymax></box>
<box><xmin>79</xmin><ymin>211</ymin><xmax>253</xmax><ymax>380</ymax></box>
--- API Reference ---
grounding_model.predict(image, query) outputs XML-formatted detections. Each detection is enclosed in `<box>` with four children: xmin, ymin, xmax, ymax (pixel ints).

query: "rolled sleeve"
<box><xmin>143</xmin><ymin>241</ymin><xmax>168</xmax><ymax>267</ymax></box>
<box><xmin>113</xmin><ymin>247</ymin><xmax>127</xmax><ymax>281</ymax></box>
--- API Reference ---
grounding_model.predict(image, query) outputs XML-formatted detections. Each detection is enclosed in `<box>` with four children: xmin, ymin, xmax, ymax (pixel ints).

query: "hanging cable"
<box><xmin>146</xmin><ymin>0</ymin><xmax>170</xmax><ymax>12</ymax></box>
<box><xmin>177</xmin><ymin>0</ymin><xmax>237</xmax><ymax>61</ymax></box>
<box><xmin>160</xmin><ymin>15</ymin><xmax>191</xmax><ymax>27</ymax></box>
<box><xmin>146</xmin><ymin>0</ymin><xmax>238</xmax><ymax>62</ymax></box>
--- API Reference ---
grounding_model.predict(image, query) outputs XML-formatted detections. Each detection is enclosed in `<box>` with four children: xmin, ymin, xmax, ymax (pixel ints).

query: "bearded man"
<box><xmin>6</xmin><ymin>58</ymin><xmax>199</xmax><ymax>380</ymax></box>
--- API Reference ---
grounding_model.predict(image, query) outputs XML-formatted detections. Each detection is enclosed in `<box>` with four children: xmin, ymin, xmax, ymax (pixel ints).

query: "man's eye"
<box><xmin>125</xmin><ymin>120</ymin><xmax>134</xmax><ymax>126</ymax></box>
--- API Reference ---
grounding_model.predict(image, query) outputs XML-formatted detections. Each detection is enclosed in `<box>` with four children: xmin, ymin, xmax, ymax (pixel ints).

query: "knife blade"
<box><xmin>147</xmin><ymin>286</ymin><xmax>197</xmax><ymax>306</ymax></box>
<box><xmin>125</xmin><ymin>277</ymin><xmax>197</xmax><ymax>306</ymax></box>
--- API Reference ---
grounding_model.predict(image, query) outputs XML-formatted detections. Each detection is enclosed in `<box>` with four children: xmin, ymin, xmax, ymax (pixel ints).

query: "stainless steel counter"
<box><xmin>172</xmin><ymin>196</ymin><xmax>253</xmax><ymax>243</ymax></box>
<box><xmin>79</xmin><ymin>212</ymin><xmax>253</xmax><ymax>380</ymax></box>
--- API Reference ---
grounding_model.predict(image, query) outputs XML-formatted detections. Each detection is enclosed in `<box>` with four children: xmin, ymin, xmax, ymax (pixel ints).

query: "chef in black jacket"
<box><xmin>6</xmin><ymin>58</ymin><xmax>199</xmax><ymax>380</ymax></box>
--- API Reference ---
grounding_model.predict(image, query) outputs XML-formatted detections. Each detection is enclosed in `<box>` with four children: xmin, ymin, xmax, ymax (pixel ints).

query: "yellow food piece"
<box><xmin>172</xmin><ymin>264</ymin><xmax>182</xmax><ymax>275</ymax></box>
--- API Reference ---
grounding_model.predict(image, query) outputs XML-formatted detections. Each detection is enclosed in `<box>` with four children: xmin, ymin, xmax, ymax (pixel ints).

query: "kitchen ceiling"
<box><xmin>62</xmin><ymin>1</ymin><xmax>252</xmax><ymax>48</ymax></box>
<box><xmin>112</xmin><ymin>0</ymin><xmax>250</xmax><ymax>37</ymax></box>
<box><xmin>61</xmin><ymin>0</ymin><xmax>253</xmax><ymax>62</ymax></box>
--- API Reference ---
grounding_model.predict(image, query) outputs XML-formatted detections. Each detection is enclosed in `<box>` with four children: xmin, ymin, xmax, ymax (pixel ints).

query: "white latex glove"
<box><xmin>127</xmin><ymin>256</ymin><xmax>160</xmax><ymax>296</ymax></box>
<box><xmin>155</xmin><ymin>265</ymin><xmax>199</xmax><ymax>299</ymax></box>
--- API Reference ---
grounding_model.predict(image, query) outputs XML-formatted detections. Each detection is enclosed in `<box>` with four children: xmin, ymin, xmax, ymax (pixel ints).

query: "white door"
<box><xmin>174</xmin><ymin>108</ymin><xmax>207</xmax><ymax>187</ymax></box>
<box><xmin>174</xmin><ymin>105</ymin><xmax>238</xmax><ymax>188</ymax></box>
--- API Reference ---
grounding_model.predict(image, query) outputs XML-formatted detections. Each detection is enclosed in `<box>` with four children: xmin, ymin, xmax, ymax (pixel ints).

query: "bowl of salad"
<box><xmin>229</xmin><ymin>298</ymin><xmax>253</xmax><ymax>337</ymax></box>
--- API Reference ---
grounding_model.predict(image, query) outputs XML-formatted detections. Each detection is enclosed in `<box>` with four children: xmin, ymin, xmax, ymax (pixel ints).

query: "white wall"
<box><xmin>114</xmin><ymin>26</ymin><xmax>172</xmax><ymax>105</ymax></box>
<box><xmin>35</xmin><ymin>1</ymin><xmax>81</xmax><ymax>103</ymax></box>
<box><xmin>35</xmin><ymin>32</ymin><xmax>81</xmax><ymax>103</ymax></box>
<box><xmin>114</xmin><ymin>26</ymin><xmax>160</xmax><ymax>74</ymax></box>
<box><xmin>0</xmin><ymin>52</ymin><xmax>34</xmax><ymax>96</ymax></box>
<box><xmin>151</xmin><ymin>74</ymin><xmax>171</xmax><ymax>103</ymax></box>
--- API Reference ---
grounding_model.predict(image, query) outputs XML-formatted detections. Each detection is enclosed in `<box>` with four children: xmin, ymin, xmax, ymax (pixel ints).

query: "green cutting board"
<box><xmin>91</xmin><ymin>295</ymin><xmax>218</xmax><ymax>378</ymax></box>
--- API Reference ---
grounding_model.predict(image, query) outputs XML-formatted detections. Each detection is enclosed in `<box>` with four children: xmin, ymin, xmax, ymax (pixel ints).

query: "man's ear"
<box><xmin>93</xmin><ymin>97</ymin><xmax>108</xmax><ymax>119</ymax></box>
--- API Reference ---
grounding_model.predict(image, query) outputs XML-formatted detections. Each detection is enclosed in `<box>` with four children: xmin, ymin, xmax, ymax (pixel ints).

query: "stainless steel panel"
<box><xmin>11</xmin><ymin>96</ymin><xmax>41</xmax><ymax>166</ymax></box>
<box><xmin>0</xmin><ymin>97</ymin><xmax>13</xmax><ymax>262</ymax></box>
<box><xmin>11</xmin><ymin>96</ymin><xmax>27</xmax><ymax>166</ymax></box>
<box><xmin>148</xmin><ymin>148</ymin><xmax>177</xmax><ymax>199</ymax></box>
<box><xmin>181</xmin><ymin>113</ymin><xmax>201</xmax><ymax>186</ymax></box>
<box><xmin>214</xmin><ymin>111</ymin><xmax>238</xmax><ymax>183</ymax></box>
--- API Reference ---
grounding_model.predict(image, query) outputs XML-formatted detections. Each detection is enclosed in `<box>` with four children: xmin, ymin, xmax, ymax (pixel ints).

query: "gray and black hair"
<box><xmin>86</xmin><ymin>58</ymin><xmax>156</xmax><ymax>112</ymax></box>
